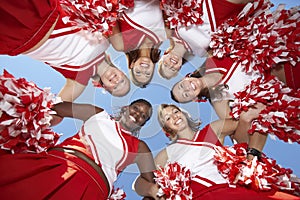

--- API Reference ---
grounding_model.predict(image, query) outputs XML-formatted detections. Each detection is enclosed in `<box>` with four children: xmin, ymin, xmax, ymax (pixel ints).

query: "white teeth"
<box><xmin>191</xmin><ymin>82</ymin><xmax>195</xmax><ymax>90</ymax></box>
<box><xmin>129</xmin><ymin>115</ymin><xmax>136</xmax><ymax>122</ymax></box>
<box><xmin>175</xmin><ymin>119</ymin><xmax>182</xmax><ymax>125</ymax></box>
<box><xmin>171</xmin><ymin>58</ymin><xmax>177</xmax><ymax>64</ymax></box>
<box><xmin>141</xmin><ymin>63</ymin><xmax>149</xmax><ymax>67</ymax></box>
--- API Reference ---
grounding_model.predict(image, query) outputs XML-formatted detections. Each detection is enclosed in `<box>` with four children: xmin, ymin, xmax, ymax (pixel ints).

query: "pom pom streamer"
<box><xmin>210</xmin><ymin>0</ymin><xmax>300</xmax><ymax>74</ymax></box>
<box><xmin>154</xmin><ymin>162</ymin><xmax>193</xmax><ymax>200</ymax></box>
<box><xmin>230</xmin><ymin>75</ymin><xmax>300</xmax><ymax>144</ymax></box>
<box><xmin>160</xmin><ymin>0</ymin><xmax>204</xmax><ymax>29</ymax></box>
<box><xmin>214</xmin><ymin>143</ymin><xmax>300</xmax><ymax>195</ymax></box>
<box><xmin>60</xmin><ymin>0</ymin><xmax>134</xmax><ymax>36</ymax></box>
<box><xmin>108</xmin><ymin>187</ymin><xmax>126</xmax><ymax>200</ymax></box>
<box><xmin>0</xmin><ymin>70</ymin><xmax>62</xmax><ymax>154</ymax></box>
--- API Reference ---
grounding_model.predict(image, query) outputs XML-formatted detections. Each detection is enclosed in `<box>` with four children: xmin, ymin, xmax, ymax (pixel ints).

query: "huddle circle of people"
<box><xmin>0</xmin><ymin>0</ymin><xmax>299</xmax><ymax>200</ymax></box>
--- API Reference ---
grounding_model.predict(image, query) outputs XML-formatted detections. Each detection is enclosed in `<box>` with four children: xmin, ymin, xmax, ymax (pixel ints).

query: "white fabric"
<box><xmin>125</xmin><ymin>0</ymin><xmax>167</xmax><ymax>42</ymax></box>
<box><xmin>25</xmin><ymin>27</ymin><xmax>109</xmax><ymax>70</ymax></box>
<box><xmin>213</xmin><ymin>62</ymin><xmax>261</xmax><ymax>101</ymax></box>
<box><xmin>176</xmin><ymin>0</ymin><xmax>214</xmax><ymax>57</ymax></box>
<box><xmin>81</xmin><ymin>111</ymin><xmax>130</xmax><ymax>192</ymax></box>
<box><xmin>166</xmin><ymin>140</ymin><xmax>227</xmax><ymax>185</ymax></box>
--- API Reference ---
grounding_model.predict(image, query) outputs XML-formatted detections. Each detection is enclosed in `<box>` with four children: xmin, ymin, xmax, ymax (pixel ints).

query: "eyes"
<box><xmin>133</xmin><ymin>105</ymin><xmax>147</xmax><ymax>120</ymax></box>
<box><xmin>134</xmin><ymin>70</ymin><xmax>151</xmax><ymax>77</ymax></box>
<box><xmin>178</xmin><ymin>83</ymin><xmax>189</xmax><ymax>98</ymax></box>
<box><xmin>164</xmin><ymin>109</ymin><xmax>179</xmax><ymax>121</ymax></box>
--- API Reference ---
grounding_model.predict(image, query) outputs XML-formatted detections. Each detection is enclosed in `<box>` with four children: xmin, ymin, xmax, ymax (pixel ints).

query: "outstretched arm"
<box><xmin>133</xmin><ymin>141</ymin><xmax>161</xmax><ymax>199</ymax></box>
<box><xmin>52</xmin><ymin>102</ymin><xmax>103</xmax><ymax>122</ymax></box>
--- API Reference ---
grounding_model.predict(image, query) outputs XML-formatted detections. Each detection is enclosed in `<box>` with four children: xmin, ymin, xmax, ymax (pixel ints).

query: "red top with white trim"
<box><xmin>57</xmin><ymin>111</ymin><xmax>139</xmax><ymax>194</ymax></box>
<box><xmin>24</xmin><ymin>17</ymin><xmax>109</xmax><ymax>85</ymax></box>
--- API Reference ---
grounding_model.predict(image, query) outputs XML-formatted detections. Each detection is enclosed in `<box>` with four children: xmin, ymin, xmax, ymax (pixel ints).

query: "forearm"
<box><xmin>52</xmin><ymin>102</ymin><xmax>103</xmax><ymax>121</ymax></box>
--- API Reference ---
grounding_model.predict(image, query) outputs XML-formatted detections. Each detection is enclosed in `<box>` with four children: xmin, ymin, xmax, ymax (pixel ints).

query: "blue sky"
<box><xmin>0</xmin><ymin>0</ymin><xmax>299</xmax><ymax>199</ymax></box>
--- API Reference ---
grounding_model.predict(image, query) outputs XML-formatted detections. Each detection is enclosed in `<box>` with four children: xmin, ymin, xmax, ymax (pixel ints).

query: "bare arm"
<box><xmin>133</xmin><ymin>141</ymin><xmax>160</xmax><ymax>199</ymax></box>
<box><xmin>211</xmin><ymin>100</ymin><xmax>232</xmax><ymax>119</ymax></box>
<box><xmin>51</xmin><ymin>102</ymin><xmax>103</xmax><ymax>122</ymax></box>
<box><xmin>58</xmin><ymin>78</ymin><xmax>86</xmax><ymax>102</ymax></box>
<box><xmin>234</xmin><ymin>102</ymin><xmax>266</xmax><ymax>144</ymax></box>
<box><xmin>210</xmin><ymin>119</ymin><xmax>238</xmax><ymax>145</ymax></box>
<box><xmin>108</xmin><ymin>21</ymin><xmax>124</xmax><ymax>52</ymax></box>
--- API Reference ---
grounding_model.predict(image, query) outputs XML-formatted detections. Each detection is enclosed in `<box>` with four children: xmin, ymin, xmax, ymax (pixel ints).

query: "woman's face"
<box><xmin>119</xmin><ymin>102</ymin><xmax>152</xmax><ymax>132</ymax></box>
<box><xmin>160</xmin><ymin>51</ymin><xmax>183</xmax><ymax>79</ymax></box>
<box><xmin>161</xmin><ymin>106</ymin><xmax>188</xmax><ymax>133</ymax></box>
<box><xmin>172</xmin><ymin>77</ymin><xmax>203</xmax><ymax>103</ymax></box>
<box><xmin>131</xmin><ymin>57</ymin><xmax>155</xmax><ymax>85</ymax></box>
<box><xmin>100</xmin><ymin>67</ymin><xmax>130</xmax><ymax>97</ymax></box>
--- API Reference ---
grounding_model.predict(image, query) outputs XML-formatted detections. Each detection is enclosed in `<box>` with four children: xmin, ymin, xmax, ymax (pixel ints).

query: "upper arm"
<box><xmin>210</xmin><ymin>119</ymin><xmax>238</xmax><ymax>145</ymax></box>
<box><xmin>58</xmin><ymin>79</ymin><xmax>86</xmax><ymax>102</ymax></box>
<box><xmin>211</xmin><ymin>100</ymin><xmax>232</xmax><ymax>119</ymax></box>
<box><xmin>154</xmin><ymin>149</ymin><xmax>168</xmax><ymax>169</ymax></box>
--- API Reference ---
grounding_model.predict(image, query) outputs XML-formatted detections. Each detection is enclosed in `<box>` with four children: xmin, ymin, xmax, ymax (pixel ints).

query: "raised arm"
<box><xmin>133</xmin><ymin>140</ymin><xmax>161</xmax><ymax>199</ymax></box>
<box><xmin>52</xmin><ymin>102</ymin><xmax>103</xmax><ymax>122</ymax></box>
<box><xmin>210</xmin><ymin>119</ymin><xmax>239</xmax><ymax>145</ymax></box>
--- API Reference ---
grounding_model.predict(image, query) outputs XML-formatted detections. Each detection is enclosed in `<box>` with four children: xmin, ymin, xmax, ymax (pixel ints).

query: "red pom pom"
<box><xmin>154</xmin><ymin>162</ymin><xmax>193</xmax><ymax>199</ymax></box>
<box><xmin>214</xmin><ymin>144</ymin><xmax>300</xmax><ymax>195</ymax></box>
<box><xmin>230</xmin><ymin>75</ymin><xmax>300</xmax><ymax>144</ymax></box>
<box><xmin>160</xmin><ymin>0</ymin><xmax>204</xmax><ymax>29</ymax></box>
<box><xmin>210</xmin><ymin>0</ymin><xmax>299</xmax><ymax>74</ymax></box>
<box><xmin>60</xmin><ymin>0</ymin><xmax>134</xmax><ymax>36</ymax></box>
<box><xmin>0</xmin><ymin>70</ymin><xmax>61</xmax><ymax>153</ymax></box>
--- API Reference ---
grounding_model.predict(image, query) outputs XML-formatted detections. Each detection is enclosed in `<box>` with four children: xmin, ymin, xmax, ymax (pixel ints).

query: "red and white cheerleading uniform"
<box><xmin>0</xmin><ymin>0</ymin><xmax>61</xmax><ymax>56</ymax></box>
<box><xmin>24</xmin><ymin>17</ymin><xmax>110</xmax><ymax>86</ymax></box>
<box><xmin>205</xmin><ymin>56</ymin><xmax>261</xmax><ymax>101</ymax></box>
<box><xmin>0</xmin><ymin>111</ymin><xmax>140</xmax><ymax>199</ymax></box>
<box><xmin>165</xmin><ymin>125</ymin><xmax>276</xmax><ymax>199</ymax></box>
<box><xmin>118</xmin><ymin>0</ymin><xmax>167</xmax><ymax>52</ymax></box>
<box><xmin>171</xmin><ymin>0</ymin><xmax>245</xmax><ymax>57</ymax></box>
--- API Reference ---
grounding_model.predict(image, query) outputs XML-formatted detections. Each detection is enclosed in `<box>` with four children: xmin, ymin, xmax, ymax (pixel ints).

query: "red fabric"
<box><xmin>0</xmin><ymin>0</ymin><xmax>61</xmax><ymax>55</ymax></box>
<box><xmin>119</xmin><ymin>15</ymin><xmax>146</xmax><ymax>52</ymax></box>
<box><xmin>210</xmin><ymin>0</ymin><xmax>245</xmax><ymax>28</ymax></box>
<box><xmin>195</xmin><ymin>125</ymin><xmax>222</xmax><ymax>146</ymax></box>
<box><xmin>50</xmin><ymin>63</ymin><xmax>96</xmax><ymax>86</ymax></box>
<box><xmin>205</xmin><ymin>57</ymin><xmax>234</xmax><ymax>74</ymax></box>
<box><xmin>284</xmin><ymin>62</ymin><xmax>300</xmax><ymax>90</ymax></box>
<box><xmin>193</xmin><ymin>184</ymin><xmax>278</xmax><ymax>200</ymax></box>
<box><xmin>0</xmin><ymin>150</ymin><xmax>109</xmax><ymax>199</ymax></box>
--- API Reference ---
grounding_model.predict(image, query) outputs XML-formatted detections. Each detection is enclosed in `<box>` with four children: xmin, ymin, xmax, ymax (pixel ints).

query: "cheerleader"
<box><xmin>158</xmin><ymin>0</ymin><xmax>251</xmax><ymax>79</ymax></box>
<box><xmin>153</xmin><ymin>104</ymin><xmax>300</xmax><ymax>199</ymax></box>
<box><xmin>0</xmin><ymin>94</ymin><xmax>161</xmax><ymax>199</ymax></box>
<box><xmin>0</xmin><ymin>0</ymin><xmax>130</xmax><ymax>101</ymax></box>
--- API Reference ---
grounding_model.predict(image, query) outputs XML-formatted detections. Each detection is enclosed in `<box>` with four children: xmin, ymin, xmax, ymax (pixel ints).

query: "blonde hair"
<box><xmin>157</xmin><ymin>104</ymin><xmax>201</xmax><ymax>141</ymax></box>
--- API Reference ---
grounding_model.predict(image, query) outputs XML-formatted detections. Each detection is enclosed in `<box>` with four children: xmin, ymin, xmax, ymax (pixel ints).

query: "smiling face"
<box><xmin>159</xmin><ymin>105</ymin><xmax>188</xmax><ymax>135</ymax></box>
<box><xmin>100</xmin><ymin>67</ymin><xmax>130</xmax><ymax>97</ymax></box>
<box><xmin>160</xmin><ymin>51</ymin><xmax>183</xmax><ymax>79</ymax></box>
<box><xmin>119</xmin><ymin>101</ymin><xmax>152</xmax><ymax>132</ymax></box>
<box><xmin>171</xmin><ymin>77</ymin><xmax>203</xmax><ymax>103</ymax></box>
<box><xmin>130</xmin><ymin>57</ymin><xmax>155</xmax><ymax>85</ymax></box>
